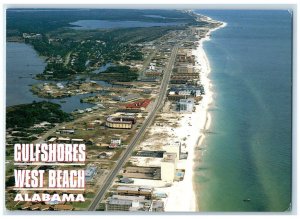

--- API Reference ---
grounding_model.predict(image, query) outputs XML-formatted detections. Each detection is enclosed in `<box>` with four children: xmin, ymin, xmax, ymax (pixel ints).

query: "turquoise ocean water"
<box><xmin>194</xmin><ymin>10</ymin><xmax>292</xmax><ymax>212</ymax></box>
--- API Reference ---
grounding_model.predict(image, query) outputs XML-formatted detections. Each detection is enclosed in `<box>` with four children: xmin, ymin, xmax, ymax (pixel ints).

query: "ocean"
<box><xmin>194</xmin><ymin>10</ymin><xmax>292</xmax><ymax>211</ymax></box>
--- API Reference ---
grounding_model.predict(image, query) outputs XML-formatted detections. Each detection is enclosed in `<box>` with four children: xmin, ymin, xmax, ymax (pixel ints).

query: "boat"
<box><xmin>243</xmin><ymin>199</ymin><xmax>251</xmax><ymax>202</ymax></box>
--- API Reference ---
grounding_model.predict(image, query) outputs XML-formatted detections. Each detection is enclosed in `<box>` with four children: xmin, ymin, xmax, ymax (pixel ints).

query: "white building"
<box><xmin>163</xmin><ymin>141</ymin><xmax>181</xmax><ymax>162</ymax></box>
<box><xmin>161</xmin><ymin>153</ymin><xmax>177</xmax><ymax>182</ymax></box>
<box><xmin>178</xmin><ymin>90</ymin><xmax>191</xmax><ymax>96</ymax></box>
<box><xmin>195</xmin><ymin>90</ymin><xmax>202</xmax><ymax>97</ymax></box>
<box><xmin>56</xmin><ymin>83</ymin><xmax>64</xmax><ymax>89</ymax></box>
<box><xmin>177</xmin><ymin>98</ymin><xmax>195</xmax><ymax>113</ymax></box>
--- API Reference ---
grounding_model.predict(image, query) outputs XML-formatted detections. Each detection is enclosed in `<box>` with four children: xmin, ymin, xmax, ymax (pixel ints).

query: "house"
<box><xmin>53</xmin><ymin>205</ymin><xmax>74</xmax><ymax>211</ymax></box>
<box><xmin>110</xmin><ymin>137</ymin><xmax>122</xmax><ymax>148</ymax></box>
<box><xmin>149</xmin><ymin>65</ymin><xmax>155</xmax><ymax>70</ymax></box>
<box><xmin>98</xmin><ymin>152</ymin><xmax>109</xmax><ymax>159</ymax></box>
<box><xmin>56</xmin><ymin>137</ymin><xmax>71</xmax><ymax>143</ymax></box>
<box><xmin>71</xmin><ymin>138</ymin><xmax>84</xmax><ymax>144</ymax></box>
<box><xmin>151</xmin><ymin>200</ymin><xmax>164</xmax><ymax>212</ymax></box>
<box><xmin>145</xmin><ymin>70</ymin><xmax>162</xmax><ymax>77</ymax></box>
<box><xmin>92</xmin><ymin>105</ymin><xmax>100</xmax><ymax>111</ymax></box>
<box><xmin>85</xmin><ymin>108</ymin><xmax>93</xmax><ymax>113</ymax></box>
<box><xmin>40</xmin><ymin>205</ymin><xmax>51</xmax><ymax>211</ymax></box>
<box><xmin>86</xmin><ymin>139</ymin><xmax>94</xmax><ymax>145</ymax></box>
<box><xmin>21</xmin><ymin>202</ymin><xmax>32</xmax><ymax>210</ymax></box>
<box><xmin>93</xmin><ymin>120</ymin><xmax>102</xmax><ymax>124</ymax></box>
<box><xmin>59</xmin><ymin>129</ymin><xmax>75</xmax><ymax>134</ymax></box>
<box><xmin>85</xmin><ymin>166</ymin><xmax>97</xmax><ymax>181</ymax></box>
<box><xmin>86</xmin><ymin>123</ymin><xmax>95</xmax><ymax>130</ymax></box>
<box><xmin>48</xmin><ymin>137</ymin><xmax>57</xmax><ymax>143</ymax></box>
<box><xmin>30</xmin><ymin>204</ymin><xmax>42</xmax><ymax>210</ymax></box>
<box><xmin>119</xmin><ymin>177</ymin><xmax>134</xmax><ymax>184</ymax></box>
<box><xmin>56</xmin><ymin>83</ymin><xmax>64</xmax><ymax>89</ymax></box>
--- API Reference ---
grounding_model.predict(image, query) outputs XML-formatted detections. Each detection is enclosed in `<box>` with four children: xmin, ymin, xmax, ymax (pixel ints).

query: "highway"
<box><xmin>88</xmin><ymin>45</ymin><xmax>179</xmax><ymax>210</ymax></box>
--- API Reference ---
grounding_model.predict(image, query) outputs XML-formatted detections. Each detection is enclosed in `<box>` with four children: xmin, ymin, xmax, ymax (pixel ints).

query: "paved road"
<box><xmin>138</xmin><ymin>48</ymin><xmax>158</xmax><ymax>80</ymax></box>
<box><xmin>88</xmin><ymin>45</ymin><xmax>179</xmax><ymax>210</ymax></box>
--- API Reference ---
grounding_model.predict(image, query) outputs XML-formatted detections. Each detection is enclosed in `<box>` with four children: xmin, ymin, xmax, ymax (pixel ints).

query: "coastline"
<box><xmin>191</xmin><ymin>16</ymin><xmax>227</xmax><ymax>211</ymax></box>
<box><xmin>124</xmin><ymin>16</ymin><xmax>227</xmax><ymax>212</ymax></box>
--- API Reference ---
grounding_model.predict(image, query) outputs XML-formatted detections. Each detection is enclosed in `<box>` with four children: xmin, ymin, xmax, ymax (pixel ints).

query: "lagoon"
<box><xmin>6</xmin><ymin>42</ymin><xmax>97</xmax><ymax>112</ymax></box>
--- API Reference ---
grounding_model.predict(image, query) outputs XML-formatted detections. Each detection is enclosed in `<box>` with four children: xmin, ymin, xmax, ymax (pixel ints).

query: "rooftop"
<box><xmin>111</xmin><ymin>195</ymin><xmax>146</xmax><ymax>201</ymax></box>
<box><xmin>162</xmin><ymin>153</ymin><xmax>177</xmax><ymax>163</ymax></box>
<box><xmin>53</xmin><ymin>204</ymin><xmax>74</xmax><ymax>210</ymax></box>
<box><xmin>85</xmin><ymin>166</ymin><xmax>97</xmax><ymax>179</ymax></box>
<box><xmin>57</xmin><ymin>137</ymin><xmax>70</xmax><ymax>141</ymax></box>
<box><xmin>107</xmin><ymin>198</ymin><xmax>132</xmax><ymax>206</ymax></box>
<box><xmin>106</xmin><ymin>116</ymin><xmax>136</xmax><ymax>124</ymax></box>
<box><xmin>179</xmin><ymin>98</ymin><xmax>195</xmax><ymax>104</ymax></box>
<box><xmin>117</xmin><ymin>185</ymin><xmax>153</xmax><ymax>193</ymax></box>
<box><xmin>125</xmin><ymin>99</ymin><xmax>151</xmax><ymax>109</ymax></box>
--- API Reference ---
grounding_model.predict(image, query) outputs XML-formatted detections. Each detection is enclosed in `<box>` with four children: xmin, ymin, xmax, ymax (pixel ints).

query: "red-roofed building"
<box><xmin>125</xmin><ymin>99</ymin><xmax>151</xmax><ymax>110</ymax></box>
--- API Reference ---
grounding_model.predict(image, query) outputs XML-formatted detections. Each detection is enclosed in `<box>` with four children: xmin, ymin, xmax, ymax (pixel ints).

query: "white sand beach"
<box><xmin>124</xmin><ymin>17</ymin><xmax>227</xmax><ymax>212</ymax></box>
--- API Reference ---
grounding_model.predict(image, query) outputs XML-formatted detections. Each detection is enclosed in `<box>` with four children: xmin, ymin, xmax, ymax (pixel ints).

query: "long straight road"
<box><xmin>88</xmin><ymin>45</ymin><xmax>179</xmax><ymax>210</ymax></box>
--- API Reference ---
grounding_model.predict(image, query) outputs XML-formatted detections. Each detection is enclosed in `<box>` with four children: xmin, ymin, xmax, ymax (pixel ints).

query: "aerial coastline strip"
<box><xmin>145</xmin><ymin>14</ymin><xmax>227</xmax><ymax>211</ymax></box>
<box><xmin>191</xmin><ymin>14</ymin><xmax>227</xmax><ymax>211</ymax></box>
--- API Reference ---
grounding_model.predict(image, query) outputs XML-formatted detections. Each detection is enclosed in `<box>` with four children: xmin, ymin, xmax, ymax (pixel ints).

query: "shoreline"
<box><xmin>191</xmin><ymin>15</ymin><xmax>227</xmax><ymax>211</ymax></box>
<box><xmin>125</xmin><ymin>16</ymin><xmax>227</xmax><ymax>212</ymax></box>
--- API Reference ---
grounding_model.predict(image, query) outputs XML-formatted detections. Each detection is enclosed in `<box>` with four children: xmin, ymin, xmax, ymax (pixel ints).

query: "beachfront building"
<box><xmin>170</xmin><ymin>74</ymin><xmax>200</xmax><ymax>84</ymax></box>
<box><xmin>161</xmin><ymin>153</ymin><xmax>177</xmax><ymax>182</ymax></box>
<box><xmin>105</xmin><ymin>195</ymin><xmax>151</xmax><ymax>211</ymax></box>
<box><xmin>174</xmin><ymin>63</ymin><xmax>195</xmax><ymax>74</ymax></box>
<box><xmin>177</xmin><ymin>98</ymin><xmax>195</xmax><ymax>113</ymax></box>
<box><xmin>169</xmin><ymin>86</ymin><xmax>203</xmax><ymax>97</ymax></box>
<box><xmin>163</xmin><ymin>141</ymin><xmax>181</xmax><ymax>162</ymax></box>
<box><xmin>176</xmin><ymin>48</ymin><xmax>195</xmax><ymax>65</ymax></box>
<box><xmin>116</xmin><ymin>186</ymin><xmax>153</xmax><ymax>200</ymax></box>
